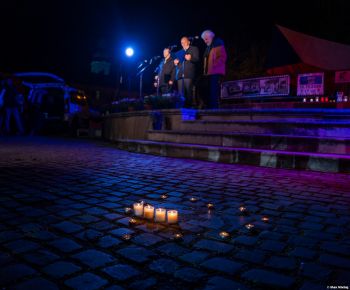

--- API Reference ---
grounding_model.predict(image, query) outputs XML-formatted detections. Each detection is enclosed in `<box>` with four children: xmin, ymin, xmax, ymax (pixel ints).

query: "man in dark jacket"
<box><xmin>174</xmin><ymin>37</ymin><xmax>199</xmax><ymax>107</ymax></box>
<box><xmin>155</xmin><ymin>48</ymin><xmax>176</xmax><ymax>94</ymax></box>
<box><xmin>201</xmin><ymin>30</ymin><xmax>227</xmax><ymax>109</ymax></box>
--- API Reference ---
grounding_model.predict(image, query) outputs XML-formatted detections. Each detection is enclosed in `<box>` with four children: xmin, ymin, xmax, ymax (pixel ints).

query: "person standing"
<box><xmin>201</xmin><ymin>30</ymin><xmax>227</xmax><ymax>109</ymax></box>
<box><xmin>174</xmin><ymin>36</ymin><xmax>199</xmax><ymax>107</ymax></box>
<box><xmin>3</xmin><ymin>78</ymin><xmax>24</xmax><ymax>135</ymax></box>
<box><xmin>155</xmin><ymin>48</ymin><xmax>176</xmax><ymax>94</ymax></box>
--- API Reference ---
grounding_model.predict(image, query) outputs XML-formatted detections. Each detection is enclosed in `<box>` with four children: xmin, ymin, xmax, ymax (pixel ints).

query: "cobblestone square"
<box><xmin>0</xmin><ymin>137</ymin><xmax>349</xmax><ymax>289</ymax></box>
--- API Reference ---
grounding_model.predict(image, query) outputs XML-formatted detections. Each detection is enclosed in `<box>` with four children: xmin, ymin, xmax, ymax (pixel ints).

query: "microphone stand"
<box><xmin>136</xmin><ymin>60</ymin><xmax>148</xmax><ymax>101</ymax></box>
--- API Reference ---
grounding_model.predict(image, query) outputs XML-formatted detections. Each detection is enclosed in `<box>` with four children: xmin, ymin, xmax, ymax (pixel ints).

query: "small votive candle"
<box><xmin>144</xmin><ymin>205</ymin><xmax>154</xmax><ymax>219</ymax></box>
<box><xmin>190</xmin><ymin>197</ymin><xmax>197</xmax><ymax>202</ymax></box>
<box><xmin>167</xmin><ymin>210</ymin><xmax>178</xmax><ymax>224</ymax></box>
<box><xmin>155</xmin><ymin>208</ymin><xmax>166</xmax><ymax>222</ymax></box>
<box><xmin>219</xmin><ymin>231</ymin><xmax>230</xmax><ymax>239</ymax></box>
<box><xmin>245</xmin><ymin>223</ymin><xmax>255</xmax><ymax>230</ymax></box>
<box><xmin>239</xmin><ymin>206</ymin><xmax>246</xmax><ymax>212</ymax></box>
<box><xmin>129</xmin><ymin>218</ymin><xmax>137</xmax><ymax>226</ymax></box>
<box><xmin>133</xmin><ymin>203</ymin><xmax>144</xmax><ymax>217</ymax></box>
<box><xmin>173</xmin><ymin>233</ymin><xmax>183</xmax><ymax>240</ymax></box>
<box><xmin>207</xmin><ymin>203</ymin><xmax>214</xmax><ymax>209</ymax></box>
<box><xmin>122</xmin><ymin>233</ymin><xmax>132</xmax><ymax>241</ymax></box>
<box><xmin>161</xmin><ymin>195</ymin><xmax>168</xmax><ymax>199</ymax></box>
<box><xmin>125</xmin><ymin>207</ymin><xmax>132</xmax><ymax>214</ymax></box>
<box><xmin>261</xmin><ymin>216</ymin><xmax>269</xmax><ymax>223</ymax></box>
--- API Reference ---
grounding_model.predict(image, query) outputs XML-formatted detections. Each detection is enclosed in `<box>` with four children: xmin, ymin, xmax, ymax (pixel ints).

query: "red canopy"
<box><xmin>277</xmin><ymin>25</ymin><xmax>350</xmax><ymax>71</ymax></box>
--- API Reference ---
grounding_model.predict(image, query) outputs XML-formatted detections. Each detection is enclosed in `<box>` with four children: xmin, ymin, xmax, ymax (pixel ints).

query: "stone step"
<box><xmin>148</xmin><ymin>130</ymin><xmax>350</xmax><ymax>155</ymax></box>
<box><xmin>114</xmin><ymin>139</ymin><xmax>350</xmax><ymax>173</ymax></box>
<box><xmin>172</xmin><ymin>120</ymin><xmax>350</xmax><ymax>137</ymax></box>
<box><xmin>196</xmin><ymin>109</ymin><xmax>350</xmax><ymax>122</ymax></box>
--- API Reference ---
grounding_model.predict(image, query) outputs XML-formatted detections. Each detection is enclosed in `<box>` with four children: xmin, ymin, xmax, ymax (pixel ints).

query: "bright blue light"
<box><xmin>125</xmin><ymin>47</ymin><xmax>134</xmax><ymax>57</ymax></box>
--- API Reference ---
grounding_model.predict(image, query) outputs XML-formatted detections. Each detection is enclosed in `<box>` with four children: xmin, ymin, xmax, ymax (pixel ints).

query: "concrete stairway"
<box><xmin>105</xmin><ymin>108</ymin><xmax>350</xmax><ymax>173</ymax></box>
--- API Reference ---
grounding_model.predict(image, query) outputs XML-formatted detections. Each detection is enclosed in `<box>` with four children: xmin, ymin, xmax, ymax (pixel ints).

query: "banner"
<box><xmin>335</xmin><ymin>71</ymin><xmax>350</xmax><ymax>83</ymax></box>
<box><xmin>297</xmin><ymin>72</ymin><xmax>324</xmax><ymax>96</ymax></box>
<box><xmin>221</xmin><ymin>75</ymin><xmax>290</xmax><ymax>99</ymax></box>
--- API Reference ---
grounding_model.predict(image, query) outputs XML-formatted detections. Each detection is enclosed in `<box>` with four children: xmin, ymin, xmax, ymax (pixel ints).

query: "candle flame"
<box><xmin>219</xmin><ymin>231</ymin><xmax>230</xmax><ymax>238</ymax></box>
<box><xmin>122</xmin><ymin>234</ymin><xmax>132</xmax><ymax>240</ymax></box>
<box><xmin>262</xmin><ymin>216</ymin><xmax>269</xmax><ymax>222</ymax></box>
<box><xmin>239</xmin><ymin>206</ymin><xmax>246</xmax><ymax>212</ymax></box>
<box><xmin>245</xmin><ymin>223</ymin><xmax>254</xmax><ymax>230</ymax></box>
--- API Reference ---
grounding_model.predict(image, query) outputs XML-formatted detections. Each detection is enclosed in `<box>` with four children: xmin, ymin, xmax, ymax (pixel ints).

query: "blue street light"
<box><xmin>125</xmin><ymin>47</ymin><xmax>134</xmax><ymax>57</ymax></box>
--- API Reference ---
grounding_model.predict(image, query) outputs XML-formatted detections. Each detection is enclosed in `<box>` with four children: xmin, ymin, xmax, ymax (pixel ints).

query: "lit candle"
<box><xmin>261</xmin><ymin>216</ymin><xmax>269</xmax><ymax>223</ymax></box>
<box><xmin>239</xmin><ymin>206</ymin><xmax>246</xmax><ymax>212</ymax></box>
<box><xmin>122</xmin><ymin>233</ymin><xmax>132</xmax><ymax>241</ymax></box>
<box><xmin>190</xmin><ymin>197</ymin><xmax>197</xmax><ymax>202</ymax></box>
<box><xmin>167</xmin><ymin>210</ymin><xmax>178</xmax><ymax>224</ymax></box>
<box><xmin>155</xmin><ymin>208</ymin><xmax>166</xmax><ymax>222</ymax></box>
<box><xmin>125</xmin><ymin>207</ymin><xmax>132</xmax><ymax>214</ymax></box>
<box><xmin>133</xmin><ymin>203</ymin><xmax>144</xmax><ymax>217</ymax></box>
<box><xmin>173</xmin><ymin>233</ymin><xmax>183</xmax><ymax>240</ymax></box>
<box><xmin>207</xmin><ymin>203</ymin><xmax>214</xmax><ymax>209</ymax></box>
<box><xmin>144</xmin><ymin>205</ymin><xmax>154</xmax><ymax>219</ymax></box>
<box><xmin>129</xmin><ymin>218</ymin><xmax>137</xmax><ymax>226</ymax></box>
<box><xmin>245</xmin><ymin>223</ymin><xmax>255</xmax><ymax>230</ymax></box>
<box><xmin>219</xmin><ymin>231</ymin><xmax>230</xmax><ymax>239</ymax></box>
<box><xmin>161</xmin><ymin>195</ymin><xmax>168</xmax><ymax>200</ymax></box>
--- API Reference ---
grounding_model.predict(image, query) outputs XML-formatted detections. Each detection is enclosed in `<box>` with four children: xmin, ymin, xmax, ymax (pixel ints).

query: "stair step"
<box><xmin>197</xmin><ymin>109</ymin><xmax>350</xmax><ymax>121</ymax></box>
<box><xmin>148</xmin><ymin>130</ymin><xmax>350</xmax><ymax>155</ymax></box>
<box><xmin>173</xmin><ymin>119</ymin><xmax>350</xmax><ymax>137</ymax></box>
<box><xmin>114</xmin><ymin>139</ymin><xmax>350</xmax><ymax>173</ymax></box>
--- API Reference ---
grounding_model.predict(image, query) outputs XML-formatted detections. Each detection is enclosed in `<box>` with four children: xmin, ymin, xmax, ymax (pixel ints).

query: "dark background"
<box><xmin>1</xmin><ymin>0</ymin><xmax>350</xmax><ymax>85</ymax></box>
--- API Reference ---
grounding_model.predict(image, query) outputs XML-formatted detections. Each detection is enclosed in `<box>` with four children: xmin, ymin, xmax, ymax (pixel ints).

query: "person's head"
<box><xmin>201</xmin><ymin>30</ymin><xmax>215</xmax><ymax>46</ymax></box>
<box><xmin>163</xmin><ymin>48</ymin><xmax>171</xmax><ymax>58</ymax></box>
<box><xmin>180</xmin><ymin>37</ymin><xmax>190</xmax><ymax>50</ymax></box>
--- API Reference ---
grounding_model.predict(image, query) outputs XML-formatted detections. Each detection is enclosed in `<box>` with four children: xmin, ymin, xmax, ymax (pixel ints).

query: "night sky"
<box><xmin>2</xmin><ymin>0</ymin><xmax>350</xmax><ymax>84</ymax></box>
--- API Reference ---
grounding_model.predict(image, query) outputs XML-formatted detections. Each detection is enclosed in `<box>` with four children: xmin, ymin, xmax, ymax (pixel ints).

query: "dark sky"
<box><xmin>1</xmin><ymin>0</ymin><xmax>350</xmax><ymax>83</ymax></box>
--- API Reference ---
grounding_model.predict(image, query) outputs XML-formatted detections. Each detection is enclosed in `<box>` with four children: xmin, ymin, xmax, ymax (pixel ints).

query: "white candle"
<box><xmin>133</xmin><ymin>203</ymin><xmax>144</xmax><ymax>217</ymax></box>
<box><xmin>144</xmin><ymin>205</ymin><xmax>154</xmax><ymax>219</ymax></box>
<box><xmin>155</xmin><ymin>208</ymin><xmax>166</xmax><ymax>222</ymax></box>
<box><xmin>167</xmin><ymin>210</ymin><xmax>178</xmax><ymax>224</ymax></box>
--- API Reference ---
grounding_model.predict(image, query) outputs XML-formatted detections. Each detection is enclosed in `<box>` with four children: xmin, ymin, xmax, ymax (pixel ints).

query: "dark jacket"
<box><xmin>175</xmin><ymin>45</ymin><xmax>199</xmax><ymax>80</ymax></box>
<box><xmin>3</xmin><ymin>83</ymin><xmax>20</xmax><ymax>108</ymax></box>
<box><xmin>203</xmin><ymin>37</ymin><xmax>227</xmax><ymax>75</ymax></box>
<box><xmin>156</xmin><ymin>57</ymin><xmax>176</xmax><ymax>85</ymax></box>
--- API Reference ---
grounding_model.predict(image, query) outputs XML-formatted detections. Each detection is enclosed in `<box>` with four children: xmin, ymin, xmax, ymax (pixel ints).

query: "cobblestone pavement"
<box><xmin>0</xmin><ymin>136</ymin><xmax>350</xmax><ymax>290</ymax></box>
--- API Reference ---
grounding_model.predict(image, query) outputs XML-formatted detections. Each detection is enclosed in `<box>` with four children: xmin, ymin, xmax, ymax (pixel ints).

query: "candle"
<box><xmin>144</xmin><ymin>205</ymin><xmax>154</xmax><ymax>219</ymax></box>
<box><xmin>129</xmin><ymin>218</ymin><xmax>137</xmax><ymax>226</ymax></box>
<box><xmin>239</xmin><ymin>206</ymin><xmax>246</xmax><ymax>212</ymax></box>
<box><xmin>167</xmin><ymin>210</ymin><xmax>178</xmax><ymax>224</ymax></box>
<box><xmin>122</xmin><ymin>233</ymin><xmax>132</xmax><ymax>241</ymax></box>
<box><xmin>245</xmin><ymin>223</ymin><xmax>255</xmax><ymax>230</ymax></box>
<box><xmin>161</xmin><ymin>195</ymin><xmax>168</xmax><ymax>200</ymax></box>
<box><xmin>125</xmin><ymin>207</ymin><xmax>132</xmax><ymax>215</ymax></box>
<box><xmin>207</xmin><ymin>203</ymin><xmax>214</xmax><ymax>209</ymax></box>
<box><xmin>219</xmin><ymin>231</ymin><xmax>230</xmax><ymax>239</ymax></box>
<box><xmin>173</xmin><ymin>233</ymin><xmax>183</xmax><ymax>240</ymax></box>
<box><xmin>133</xmin><ymin>203</ymin><xmax>144</xmax><ymax>217</ymax></box>
<box><xmin>190</xmin><ymin>197</ymin><xmax>197</xmax><ymax>202</ymax></box>
<box><xmin>261</xmin><ymin>216</ymin><xmax>269</xmax><ymax>223</ymax></box>
<box><xmin>155</xmin><ymin>208</ymin><xmax>166</xmax><ymax>222</ymax></box>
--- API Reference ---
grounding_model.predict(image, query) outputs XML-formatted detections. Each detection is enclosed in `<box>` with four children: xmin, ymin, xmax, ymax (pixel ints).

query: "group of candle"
<box><xmin>133</xmin><ymin>202</ymin><xmax>178</xmax><ymax>224</ymax></box>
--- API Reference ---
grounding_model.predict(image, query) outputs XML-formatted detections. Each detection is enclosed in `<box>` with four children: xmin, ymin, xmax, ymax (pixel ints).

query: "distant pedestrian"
<box><xmin>3</xmin><ymin>78</ymin><xmax>24</xmax><ymax>135</ymax></box>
